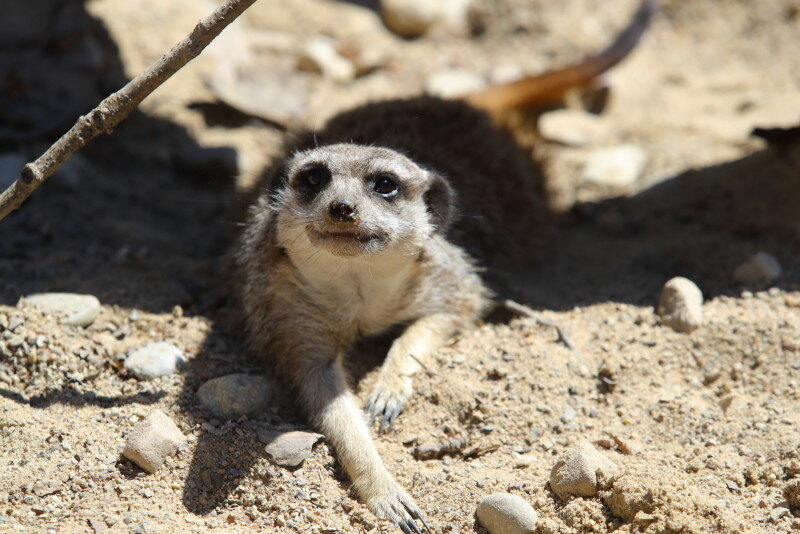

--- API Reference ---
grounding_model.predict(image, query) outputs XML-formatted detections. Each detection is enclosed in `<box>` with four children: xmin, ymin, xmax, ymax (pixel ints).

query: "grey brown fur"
<box><xmin>236</xmin><ymin>97</ymin><xmax>547</xmax><ymax>532</ymax></box>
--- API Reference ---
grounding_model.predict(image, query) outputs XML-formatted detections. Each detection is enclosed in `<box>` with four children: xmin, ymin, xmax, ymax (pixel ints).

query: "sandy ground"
<box><xmin>1</xmin><ymin>0</ymin><xmax>800</xmax><ymax>532</ymax></box>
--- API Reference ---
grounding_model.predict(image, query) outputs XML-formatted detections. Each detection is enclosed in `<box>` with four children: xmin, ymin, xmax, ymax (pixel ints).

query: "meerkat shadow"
<box><xmin>516</xmin><ymin>137</ymin><xmax>800</xmax><ymax>311</ymax></box>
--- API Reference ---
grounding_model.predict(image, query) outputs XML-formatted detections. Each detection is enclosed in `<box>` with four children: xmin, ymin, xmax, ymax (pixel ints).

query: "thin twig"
<box><xmin>0</xmin><ymin>0</ymin><xmax>260</xmax><ymax>220</ymax></box>
<box><xmin>500</xmin><ymin>299</ymin><xmax>578</xmax><ymax>352</ymax></box>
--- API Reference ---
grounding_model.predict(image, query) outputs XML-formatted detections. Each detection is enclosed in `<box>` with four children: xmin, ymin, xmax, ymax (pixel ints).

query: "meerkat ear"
<box><xmin>424</xmin><ymin>172</ymin><xmax>455</xmax><ymax>233</ymax></box>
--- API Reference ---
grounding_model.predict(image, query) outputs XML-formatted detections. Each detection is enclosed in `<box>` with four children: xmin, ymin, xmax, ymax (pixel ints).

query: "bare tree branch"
<box><xmin>0</xmin><ymin>0</ymin><xmax>259</xmax><ymax>220</ymax></box>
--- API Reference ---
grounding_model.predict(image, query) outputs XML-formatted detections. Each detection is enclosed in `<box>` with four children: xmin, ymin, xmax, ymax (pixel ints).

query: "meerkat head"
<box><xmin>270</xmin><ymin>144</ymin><xmax>454</xmax><ymax>259</ymax></box>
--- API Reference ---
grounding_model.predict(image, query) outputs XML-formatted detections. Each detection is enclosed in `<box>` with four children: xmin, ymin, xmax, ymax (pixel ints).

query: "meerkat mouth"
<box><xmin>310</xmin><ymin>227</ymin><xmax>383</xmax><ymax>245</ymax></box>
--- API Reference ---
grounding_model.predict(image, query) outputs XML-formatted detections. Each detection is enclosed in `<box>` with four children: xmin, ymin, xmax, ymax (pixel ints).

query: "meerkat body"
<box><xmin>237</xmin><ymin>101</ymin><xmax>527</xmax><ymax>530</ymax></box>
<box><xmin>236</xmin><ymin>3</ymin><xmax>655</xmax><ymax>531</ymax></box>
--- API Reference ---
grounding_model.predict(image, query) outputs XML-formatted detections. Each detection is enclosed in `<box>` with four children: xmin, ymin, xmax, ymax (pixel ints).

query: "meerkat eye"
<box><xmin>373</xmin><ymin>174</ymin><xmax>399</xmax><ymax>197</ymax></box>
<box><xmin>297</xmin><ymin>165</ymin><xmax>329</xmax><ymax>189</ymax></box>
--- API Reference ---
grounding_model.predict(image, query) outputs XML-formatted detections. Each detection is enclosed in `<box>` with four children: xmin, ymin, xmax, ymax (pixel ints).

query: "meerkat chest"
<box><xmin>291</xmin><ymin>252</ymin><xmax>417</xmax><ymax>337</ymax></box>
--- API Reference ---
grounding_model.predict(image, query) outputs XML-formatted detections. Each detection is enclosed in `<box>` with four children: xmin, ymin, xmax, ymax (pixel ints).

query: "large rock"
<box><xmin>476</xmin><ymin>493</ymin><xmax>538</xmax><ymax>534</ymax></box>
<box><xmin>657</xmin><ymin>277</ymin><xmax>704</xmax><ymax>333</ymax></box>
<box><xmin>197</xmin><ymin>374</ymin><xmax>273</xmax><ymax>420</ymax></box>
<box><xmin>123</xmin><ymin>410</ymin><xmax>186</xmax><ymax>473</ymax></box>
<box><xmin>258</xmin><ymin>430</ymin><xmax>324</xmax><ymax>468</ymax></box>
<box><xmin>124</xmin><ymin>342</ymin><xmax>185</xmax><ymax>379</ymax></box>
<box><xmin>18</xmin><ymin>293</ymin><xmax>100</xmax><ymax>327</ymax></box>
<box><xmin>550</xmin><ymin>441</ymin><xmax>620</xmax><ymax>499</ymax></box>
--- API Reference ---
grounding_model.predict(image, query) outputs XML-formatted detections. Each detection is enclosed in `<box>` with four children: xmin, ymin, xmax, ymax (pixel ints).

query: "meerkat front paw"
<box><xmin>366</xmin><ymin>485</ymin><xmax>430</xmax><ymax>534</ymax></box>
<box><xmin>366</xmin><ymin>375</ymin><xmax>412</xmax><ymax>432</ymax></box>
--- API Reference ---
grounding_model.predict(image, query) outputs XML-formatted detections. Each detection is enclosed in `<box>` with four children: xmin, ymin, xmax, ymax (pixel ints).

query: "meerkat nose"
<box><xmin>328</xmin><ymin>201</ymin><xmax>358</xmax><ymax>223</ymax></box>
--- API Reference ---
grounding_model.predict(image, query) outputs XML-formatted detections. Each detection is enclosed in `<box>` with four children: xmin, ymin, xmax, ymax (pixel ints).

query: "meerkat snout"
<box><xmin>327</xmin><ymin>201</ymin><xmax>359</xmax><ymax>223</ymax></box>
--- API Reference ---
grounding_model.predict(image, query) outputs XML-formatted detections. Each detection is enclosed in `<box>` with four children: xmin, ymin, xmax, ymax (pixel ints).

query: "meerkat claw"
<box><xmin>366</xmin><ymin>387</ymin><xmax>406</xmax><ymax>432</ymax></box>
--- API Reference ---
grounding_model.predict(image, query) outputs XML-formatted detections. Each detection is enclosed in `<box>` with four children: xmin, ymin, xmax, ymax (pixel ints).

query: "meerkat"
<box><xmin>236</xmin><ymin>2</ymin><xmax>655</xmax><ymax>531</ymax></box>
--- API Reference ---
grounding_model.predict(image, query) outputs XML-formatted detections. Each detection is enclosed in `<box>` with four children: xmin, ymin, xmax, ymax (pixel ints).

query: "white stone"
<box><xmin>539</xmin><ymin>109</ymin><xmax>611</xmax><ymax>147</ymax></box>
<box><xmin>657</xmin><ymin>277</ymin><xmax>704</xmax><ymax>333</ymax></box>
<box><xmin>298</xmin><ymin>35</ymin><xmax>355</xmax><ymax>82</ymax></box>
<box><xmin>124</xmin><ymin>342</ymin><xmax>185</xmax><ymax>379</ymax></box>
<box><xmin>197</xmin><ymin>374</ymin><xmax>273</xmax><ymax>420</ymax></box>
<box><xmin>123</xmin><ymin>410</ymin><xmax>186</xmax><ymax>473</ymax></box>
<box><xmin>18</xmin><ymin>293</ymin><xmax>100</xmax><ymax>327</ymax></box>
<box><xmin>425</xmin><ymin>68</ymin><xmax>486</xmax><ymax>99</ymax></box>
<box><xmin>581</xmin><ymin>144</ymin><xmax>647</xmax><ymax>188</ymax></box>
<box><xmin>550</xmin><ymin>441</ymin><xmax>620</xmax><ymax>499</ymax></box>
<box><xmin>476</xmin><ymin>493</ymin><xmax>538</xmax><ymax>534</ymax></box>
<box><xmin>733</xmin><ymin>252</ymin><xmax>782</xmax><ymax>285</ymax></box>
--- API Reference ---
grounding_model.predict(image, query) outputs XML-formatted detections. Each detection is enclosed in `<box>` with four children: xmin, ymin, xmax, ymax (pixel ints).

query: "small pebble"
<box><xmin>123</xmin><ymin>410</ymin><xmax>186</xmax><ymax>473</ymax></box>
<box><xmin>560</xmin><ymin>406</ymin><xmax>577</xmax><ymax>424</ymax></box>
<box><xmin>581</xmin><ymin>144</ymin><xmax>646</xmax><ymax>189</ymax></box>
<box><xmin>258</xmin><ymin>430</ymin><xmax>324</xmax><ymax>468</ymax></box>
<box><xmin>18</xmin><ymin>293</ymin><xmax>101</xmax><ymax>327</ymax></box>
<box><xmin>549</xmin><ymin>441</ymin><xmax>620</xmax><ymax>499</ymax></box>
<box><xmin>733</xmin><ymin>252</ymin><xmax>782</xmax><ymax>286</ymax></box>
<box><xmin>539</xmin><ymin>109</ymin><xmax>611</xmax><ymax>147</ymax></box>
<box><xmin>476</xmin><ymin>492</ymin><xmax>538</xmax><ymax>534</ymax></box>
<box><xmin>124</xmin><ymin>342</ymin><xmax>185</xmax><ymax>379</ymax></box>
<box><xmin>425</xmin><ymin>68</ymin><xmax>486</xmax><ymax>98</ymax></box>
<box><xmin>657</xmin><ymin>277</ymin><xmax>703</xmax><ymax>333</ymax></box>
<box><xmin>197</xmin><ymin>374</ymin><xmax>273</xmax><ymax>420</ymax></box>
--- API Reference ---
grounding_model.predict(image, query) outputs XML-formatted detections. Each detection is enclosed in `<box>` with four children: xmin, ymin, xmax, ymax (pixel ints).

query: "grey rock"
<box><xmin>258</xmin><ymin>430</ymin><xmax>324</xmax><ymax>468</ymax></box>
<box><xmin>657</xmin><ymin>277</ymin><xmax>703</xmax><ymax>333</ymax></box>
<box><xmin>582</xmin><ymin>144</ymin><xmax>646</xmax><ymax>188</ymax></box>
<box><xmin>124</xmin><ymin>342</ymin><xmax>185</xmax><ymax>379</ymax></box>
<box><xmin>733</xmin><ymin>252</ymin><xmax>781</xmax><ymax>286</ymax></box>
<box><xmin>18</xmin><ymin>293</ymin><xmax>101</xmax><ymax>327</ymax></box>
<box><xmin>123</xmin><ymin>410</ymin><xmax>186</xmax><ymax>473</ymax></box>
<box><xmin>197</xmin><ymin>374</ymin><xmax>273</xmax><ymax>420</ymax></box>
<box><xmin>550</xmin><ymin>441</ymin><xmax>620</xmax><ymax>499</ymax></box>
<box><xmin>476</xmin><ymin>493</ymin><xmax>538</xmax><ymax>534</ymax></box>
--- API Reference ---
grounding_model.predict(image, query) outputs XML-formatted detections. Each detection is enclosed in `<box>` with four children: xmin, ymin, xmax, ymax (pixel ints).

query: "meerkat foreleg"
<box><xmin>366</xmin><ymin>313</ymin><xmax>463</xmax><ymax>431</ymax></box>
<box><xmin>291</xmin><ymin>352</ymin><xmax>429</xmax><ymax>533</ymax></box>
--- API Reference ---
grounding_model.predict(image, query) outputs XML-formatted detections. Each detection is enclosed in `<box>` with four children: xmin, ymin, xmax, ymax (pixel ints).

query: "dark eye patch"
<box><xmin>293</xmin><ymin>163</ymin><xmax>330</xmax><ymax>202</ymax></box>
